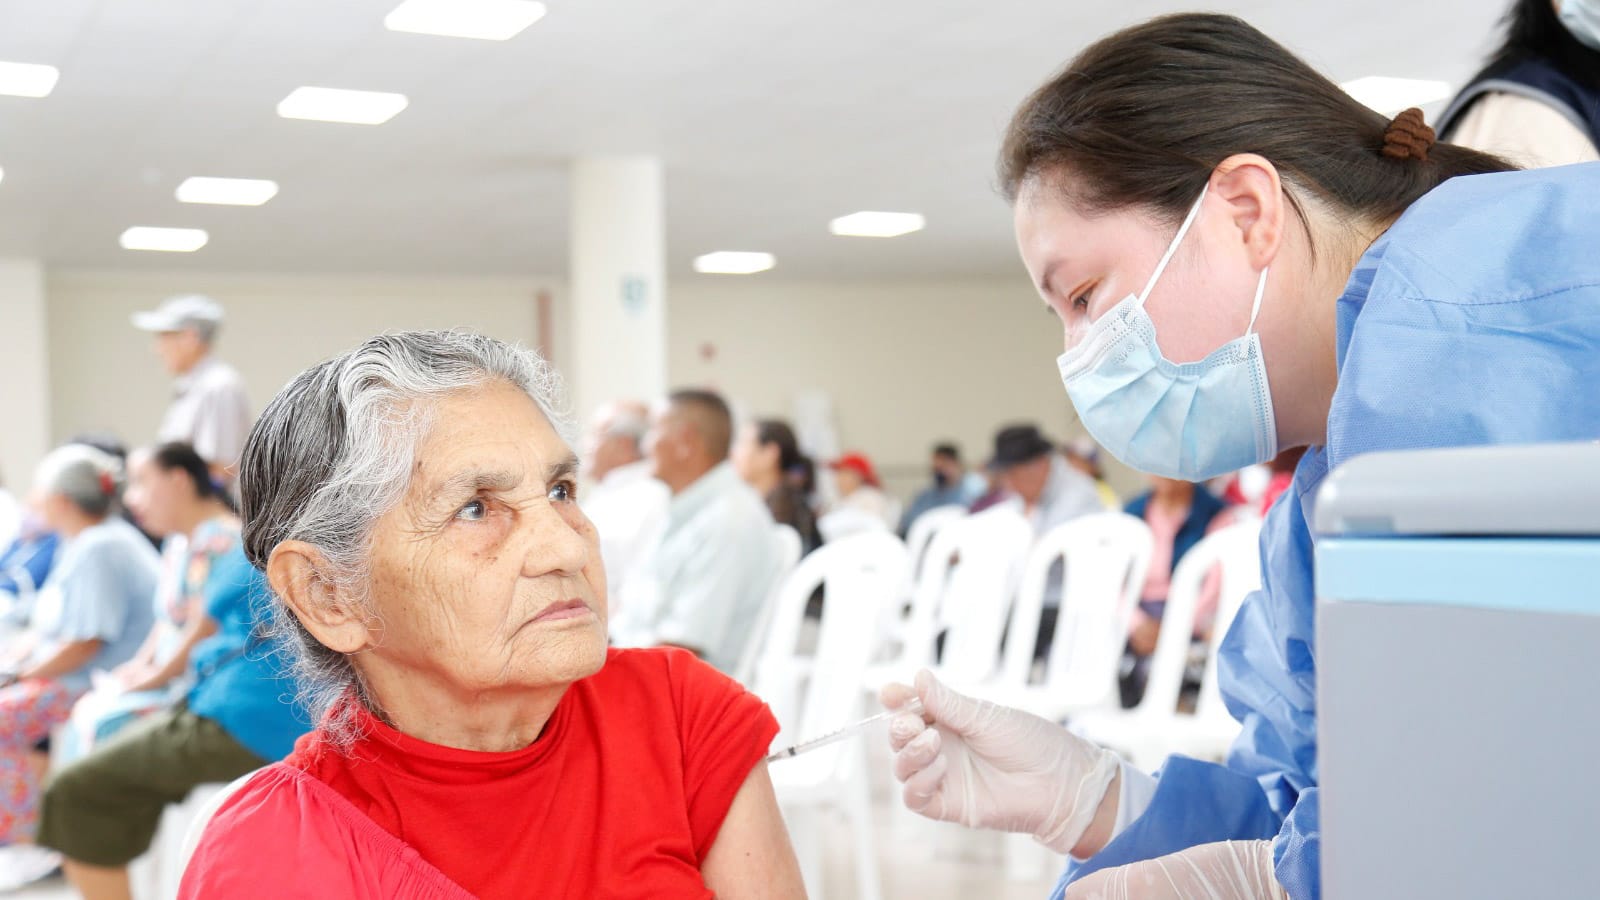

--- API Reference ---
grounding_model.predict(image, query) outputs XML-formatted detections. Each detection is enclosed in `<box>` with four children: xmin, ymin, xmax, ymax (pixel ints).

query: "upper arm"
<box><xmin>700</xmin><ymin>762</ymin><xmax>805</xmax><ymax>899</ymax></box>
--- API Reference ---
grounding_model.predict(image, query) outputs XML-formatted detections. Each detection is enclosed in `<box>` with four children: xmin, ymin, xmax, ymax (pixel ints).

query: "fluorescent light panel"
<box><xmin>385</xmin><ymin>0</ymin><xmax>547</xmax><ymax>40</ymax></box>
<box><xmin>1339</xmin><ymin>76</ymin><xmax>1451</xmax><ymax>116</ymax></box>
<box><xmin>120</xmin><ymin>227</ymin><xmax>209</xmax><ymax>253</ymax></box>
<box><xmin>277</xmin><ymin>87</ymin><xmax>408</xmax><ymax>125</ymax></box>
<box><xmin>693</xmin><ymin>251</ymin><xmax>775</xmax><ymax>275</ymax></box>
<box><xmin>0</xmin><ymin>61</ymin><xmax>59</xmax><ymax>98</ymax></box>
<box><xmin>830</xmin><ymin>210</ymin><xmax>925</xmax><ymax>238</ymax></box>
<box><xmin>177</xmin><ymin>177</ymin><xmax>279</xmax><ymax>206</ymax></box>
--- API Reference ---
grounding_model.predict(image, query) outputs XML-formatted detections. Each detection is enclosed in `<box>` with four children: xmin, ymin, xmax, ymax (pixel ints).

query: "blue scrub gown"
<box><xmin>1055</xmin><ymin>162</ymin><xmax>1600</xmax><ymax>900</ymax></box>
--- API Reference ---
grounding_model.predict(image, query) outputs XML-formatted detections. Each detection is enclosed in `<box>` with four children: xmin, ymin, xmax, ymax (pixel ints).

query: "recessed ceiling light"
<box><xmin>829</xmin><ymin>211</ymin><xmax>926</xmax><ymax>238</ymax></box>
<box><xmin>120</xmin><ymin>227</ymin><xmax>209</xmax><ymax>253</ymax></box>
<box><xmin>277</xmin><ymin>87</ymin><xmax>408</xmax><ymax>125</ymax></box>
<box><xmin>176</xmin><ymin>177</ymin><xmax>279</xmax><ymax>206</ymax></box>
<box><xmin>693</xmin><ymin>252</ymin><xmax>775</xmax><ymax>275</ymax></box>
<box><xmin>0</xmin><ymin>61</ymin><xmax>60</xmax><ymax>98</ymax></box>
<box><xmin>385</xmin><ymin>0</ymin><xmax>547</xmax><ymax>40</ymax></box>
<box><xmin>1339</xmin><ymin>76</ymin><xmax>1451</xmax><ymax>116</ymax></box>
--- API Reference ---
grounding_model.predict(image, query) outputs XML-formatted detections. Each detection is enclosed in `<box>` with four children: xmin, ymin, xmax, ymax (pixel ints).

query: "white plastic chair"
<box><xmin>127</xmin><ymin>778</ymin><xmax>241</xmax><ymax>900</ymax></box>
<box><xmin>876</xmin><ymin>504</ymin><xmax>967</xmax><ymax>652</ymax></box>
<box><xmin>862</xmin><ymin>506</ymin><xmax>1030</xmax><ymax>694</ymax></box>
<box><xmin>903</xmin><ymin>504</ymin><xmax>967</xmax><ymax>573</ymax></box>
<box><xmin>731</xmin><ymin>524</ymin><xmax>804</xmax><ymax>687</ymax></box>
<box><xmin>760</xmin><ymin>532</ymin><xmax>910</xmax><ymax>900</ymax></box>
<box><xmin>971</xmin><ymin>512</ymin><xmax>1154</xmax><ymax>720</ymax></box>
<box><xmin>930</xmin><ymin>506</ymin><xmax>1035</xmax><ymax>690</ymax></box>
<box><xmin>1073</xmin><ymin>520</ymin><xmax>1263</xmax><ymax>770</ymax></box>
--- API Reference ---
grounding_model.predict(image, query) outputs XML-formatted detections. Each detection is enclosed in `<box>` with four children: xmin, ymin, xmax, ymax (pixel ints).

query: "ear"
<box><xmin>1208</xmin><ymin>153</ymin><xmax>1286</xmax><ymax>271</ymax></box>
<box><xmin>266</xmin><ymin>540</ymin><xmax>374</xmax><ymax>654</ymax></box>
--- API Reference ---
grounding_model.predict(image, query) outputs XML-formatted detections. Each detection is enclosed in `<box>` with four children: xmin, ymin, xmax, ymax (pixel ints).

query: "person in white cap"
<box><xmin>130</xmin><ymin>296</ymin><xmax>251</xmax><ymax>480</ymax></box>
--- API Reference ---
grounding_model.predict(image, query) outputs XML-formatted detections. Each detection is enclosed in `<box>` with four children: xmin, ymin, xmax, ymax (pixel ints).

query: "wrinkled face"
<box><xmin>1013</xmin><ymin>177</ymin><xmax>1261</xmax><ymax>364</ymax></box>
<box><xmin>123</xmin><ymin>452</ymin><xmax>192</xmax><ymax>538</ymax></box>
<box><xmin>362</xmin><ymin>379</ymin><xmax>607</xmax><ymax>696</ymax></box>
<box><xmin>154</xmin><ymin>329</ymin><xmax>207</xmax><ymax>375</ymax></box>
<box><xmin>1004</xmin><ymin>456</ymin><xmax>1052</xmax><ymax>505</ymax></box>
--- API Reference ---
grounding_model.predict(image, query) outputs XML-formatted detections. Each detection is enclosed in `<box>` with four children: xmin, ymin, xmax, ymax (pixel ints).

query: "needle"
<box><xmin>766</xmin><ymin>698</ymin><xmax>925</xmax><ymax>763</ymax></box>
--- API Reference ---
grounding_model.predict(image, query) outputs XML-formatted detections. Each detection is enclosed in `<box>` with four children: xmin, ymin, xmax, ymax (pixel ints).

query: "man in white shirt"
<box><xmin>131</xmin><ymin>296</ymin><xmax>251</xmax><ymax>480</ymax></box>
<box><xmin>579</xmin><ymin>401</ymin><xmax>668</xmax><ymax>618</ymax></box>
<box><xmin>610</xmin><ymin>390</ymin><xmax>779</xmax><ymax>673</ymax></box>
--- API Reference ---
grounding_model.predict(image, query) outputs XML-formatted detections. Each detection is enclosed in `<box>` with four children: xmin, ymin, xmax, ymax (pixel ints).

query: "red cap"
<box><xmin>829</xmin><ymin>452</ymin><xmax>881</xmax><ymax>488</ymax></box>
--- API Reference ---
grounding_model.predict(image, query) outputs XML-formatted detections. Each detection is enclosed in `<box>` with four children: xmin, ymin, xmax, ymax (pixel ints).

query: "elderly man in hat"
<box><xmin>988</xmin><ymin>424</ymin><xmax>1102</xmax><ymax>659</ymax></box>
<box><xmin>131</xmin><ymin>296</ymin><xmax>251</xmax><ymax>481</ymax></box>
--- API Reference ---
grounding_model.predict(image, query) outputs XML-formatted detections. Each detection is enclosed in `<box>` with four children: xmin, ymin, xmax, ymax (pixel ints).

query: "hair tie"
<box><xmin>1382</xmin><ymin>108</ymin><xmax>1436</xmax><ymax>162</ymax></box>
<box><xmin>98</xmin><ymin>471</ymin><xmax>115</xmax><ymax>496</ymax></box>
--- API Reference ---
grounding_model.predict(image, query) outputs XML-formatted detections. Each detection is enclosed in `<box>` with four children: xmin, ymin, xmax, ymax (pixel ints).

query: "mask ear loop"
<box><xmin>1245</xmin><ymin>266</ymin><xmax>1269</xmax><ymax>336</ymax></box>
<box><xmin>1137</xmin><ymin>186</ymin><xmax>1209</xmax><ymax>308</ymax></box>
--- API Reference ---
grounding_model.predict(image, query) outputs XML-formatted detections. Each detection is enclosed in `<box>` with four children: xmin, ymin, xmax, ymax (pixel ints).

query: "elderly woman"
<box><xmin>0</xmin><ymin>445</ymin><xmax>157</xmax><ymax>847</ymax></box>
<box><xmin>57</xmin><ymin>442</ymin><xmax>243</xmax><ymax>763</ymax></box>
<box><xmin>181</xmin><ymin>331</ymin><xmax>804</xmax><ymax>899</ymax></box>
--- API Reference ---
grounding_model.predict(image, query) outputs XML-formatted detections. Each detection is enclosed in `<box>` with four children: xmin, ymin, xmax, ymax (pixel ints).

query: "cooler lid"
<box><xmin>1314</xmin><ymin>442</ymin><xmax>1600</xmax><ymax>537</ymax></box>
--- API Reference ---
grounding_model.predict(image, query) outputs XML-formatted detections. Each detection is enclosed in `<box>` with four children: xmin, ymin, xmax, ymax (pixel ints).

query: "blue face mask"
<box><xmin>1055</xmin><ymin>188</ymin><xmax>1278</xmax><ymax>481</ymax></box>
<box><xmin>1559</xmin><ymin>0</ymin><xmax>1600</xmax><ymax>51</ymax></box>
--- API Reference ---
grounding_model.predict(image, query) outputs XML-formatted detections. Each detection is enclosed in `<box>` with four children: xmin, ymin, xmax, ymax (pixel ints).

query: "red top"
<box><xmin>181</xmin><ymin>648</ymin><xmax>778</xmax><ymax>900</ymax></box>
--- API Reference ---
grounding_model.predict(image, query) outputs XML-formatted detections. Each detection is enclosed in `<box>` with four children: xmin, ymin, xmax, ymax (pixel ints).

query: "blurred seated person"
<box><xmin>0</xmin><ymin>473</ymin><xmax>20</xmax><ymax>551</ymax></box>
<box><xmin>0</xmin><ymin>446</ymin><xmax>156</xmax><ymax>849</ymax></box>
<box><xmin>57</xmin><ymin>442</ymin><xmax>242</xmax><ymax>764</ymax></box>
<box><xmin>180</xmin><ymin>332</ymin><xmax>802</xmax><ymax>898</ymax></box>
<box><xmin>1121</xmin><ymin>475</ymin><xmax>1235</xmax><ymax>707</ymax></box>
<box><xmin>819</xmin><ymin>452</ymin><xmax>897</xmax><ymax>540</ymax></box>
<box><xmin>732</xmin><ymin>418</ymin><xmax>821</xmax><ymax>553</ymax></box>
<box><xmin>611</xmin><ymin>390</ymin><xmax>782</xmax><ymax>675</ymax></box>
<box><xmin>39</xmin><ymin>546</ymin><xmax>309</xmax><ymax>899</ymax></box>
<box><xmin>898</xmin><ymin>442</ymin><xmax>985</xmax><ymax>536</ymax></box>
<box><xmin>0</xmin><ymin>517</ymin><xmax>58</xmax><ymax>626</ymax></box>
<box><xmin>989</xmin><ymin>425</ymin><xmax>1102</xmax><ymax>659</ymax></box>
<box><xmin>579</xmin><ymin>401</ymin><xmax>669</xmax><ymax>616</ymax></box>
<box><xmin>1062</xmin><ymin>436</ymin><xmax>1120</xmax><ymax>510</ymax></box>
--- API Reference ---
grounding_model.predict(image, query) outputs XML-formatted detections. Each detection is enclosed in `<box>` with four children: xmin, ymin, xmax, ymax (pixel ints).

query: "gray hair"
<box><xmin>35</xmin><ymin>444</ymin><xmax>123</xmax><ymax>518</ymax></box>
<box><xmin>239</xmin><ymin>330</ymin><xmax>570</xmax><ymax>741</ymax></box>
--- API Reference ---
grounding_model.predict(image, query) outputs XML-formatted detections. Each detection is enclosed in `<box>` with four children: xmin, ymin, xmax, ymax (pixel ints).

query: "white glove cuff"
<box><xmin>1033</xmin><ymin>746</ymin><xmax>1120</xmax><ymax>854</ymax></box>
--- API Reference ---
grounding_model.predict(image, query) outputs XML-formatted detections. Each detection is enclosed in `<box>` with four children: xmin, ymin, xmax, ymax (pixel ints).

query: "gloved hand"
<box><xmin>881</xmin><ymin>669</ymin><xmax>1120</xmax><ymax>854</ymax></box>
<box><xmin>1063</xmin><ymin>840</ymin><xmax>1289</xmax><ymax>900</ymax></box>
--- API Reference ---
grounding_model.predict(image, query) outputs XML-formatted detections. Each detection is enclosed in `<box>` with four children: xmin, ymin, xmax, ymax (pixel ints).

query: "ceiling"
<box><xmin>0</xmin><ymin>0</ymin><xmax>1510</xmax><ymax>278</ymax></box>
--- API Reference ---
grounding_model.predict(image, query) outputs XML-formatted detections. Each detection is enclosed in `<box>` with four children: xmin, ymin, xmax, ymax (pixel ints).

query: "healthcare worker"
<box><xmin>882</xmin><ymin>13</ymin><xmax>1600</xmax><ymax>900</ymax></box>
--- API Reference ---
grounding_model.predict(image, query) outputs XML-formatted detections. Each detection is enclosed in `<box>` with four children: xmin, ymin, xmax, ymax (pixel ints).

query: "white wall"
<box><xmin>667</xmin><ymin>276</ymin><xmax>1146</xmax><ymax>500</ymax></box>
<box><xmin>45</xmin><ymin>269</ymin><xmax>563</xmax><ymax>454</ymax></box>
<box><xmin>0</xmin><ymin>259</ymin><xmax>51</xmax><ymax>492</ymax></box>
<box><xmin>39</xmin><ymin>268</ymin><xmax>1146</xmax><ymax>503</ymax></box>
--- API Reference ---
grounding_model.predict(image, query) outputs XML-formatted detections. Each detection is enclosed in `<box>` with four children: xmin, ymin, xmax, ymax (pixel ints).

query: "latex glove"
<box><xmin>882</xmin><ymin>669</ymin><xmax>1119</xmax><ymax>854</ymax></box>
<box><xmin>1064</xmin><ymin>840</ymin><xmax>1290</xmax><ymax>900</ymax></box>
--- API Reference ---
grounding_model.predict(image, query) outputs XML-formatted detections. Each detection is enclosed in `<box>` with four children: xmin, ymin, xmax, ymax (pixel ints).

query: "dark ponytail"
<box><xmin>999</xmin><ymin>14</ymin><xmax>1515</xmax><ymax>234</ymax></box>
<box><xmin>755</xmin><ymin>419</ymin><xmax>806</xmax><ymax>473</ymax></box>
<box><xmin>149</xmin><ymin>442</ymin><xmax>232</xmax><ymax>510</ymax></box>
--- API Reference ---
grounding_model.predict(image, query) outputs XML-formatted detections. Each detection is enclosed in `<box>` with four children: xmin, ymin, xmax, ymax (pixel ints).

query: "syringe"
<box><xmin>766</xmin><ymin>698</ymin><xmax>925</xmax><ymax>763</ymax></box>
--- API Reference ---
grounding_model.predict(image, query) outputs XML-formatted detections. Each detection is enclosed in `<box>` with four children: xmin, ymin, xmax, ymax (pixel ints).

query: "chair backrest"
<box><xmin>1192</xmin><ymin>521</ymin><xmax>1263</xmax><ymax>723</ymax></box>
<box><xmin>178</xmin><ymin>769</ymin><xmax>262</xmax><ymax>878</ymax></box>
<box><xmin>1000</xmin><ymin>513</ymin><xmax>1152</xmax><ymax>704</ymax></box>
<box><xmin>732</xmin><ymin>524</ymin><xmax>804</xmax><ymax>686</ymax></box>
<box><xmin>934</xmin><ymin>506</ymin><xmax>1035</xmax><ymax>686</ymax></box>
<box><xmin>753</xmin><ymin>531</ymin><xmax>910</xmax><ymax>747</ymax></box>
<box><xmin>904</xmin><ymin>505</ymin><xmax>967</xmax><ymax>573</ymax></box>
<box><xmin>1135</xmin><ymin>520</ymin><xmax>1262</xmax><ymax>719</ymax></box>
